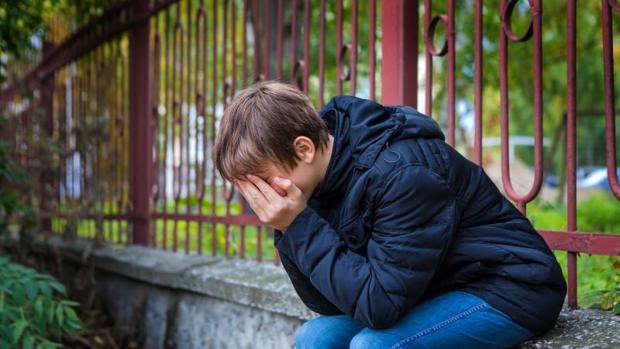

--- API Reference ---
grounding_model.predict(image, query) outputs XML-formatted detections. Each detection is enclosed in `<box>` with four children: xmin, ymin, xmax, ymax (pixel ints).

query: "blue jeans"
<box><xmin>294</xmin><ymin>290</ymin><xmax>535</xmax><ymax>349</ymax></box>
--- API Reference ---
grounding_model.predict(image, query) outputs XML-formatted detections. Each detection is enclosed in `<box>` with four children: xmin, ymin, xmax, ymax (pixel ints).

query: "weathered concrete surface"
<box><xmin>520</xmin><ymin>306</ymin><xmax>620</xmax><ymax>349</ymax></box>
<box><xmin>25</xmin><ymin>235</ymin><xmax>317</xmax><ymax>321</ymax></box>
<box><xmin>1</xmin><ymin>235</ymin><xmax>313</xmax><ymax>348</ymax></box>
<box><xmin>1</xmin><ymin>235</ymin><xmax>619</xmax><ymax>349</ymax></box>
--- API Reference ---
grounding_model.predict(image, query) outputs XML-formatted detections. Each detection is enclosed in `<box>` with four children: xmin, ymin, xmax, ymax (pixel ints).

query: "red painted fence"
<box><xmin>1</xmin><ymin>0</ymin><xmax>619</xmax><ymax>309</ymax></box>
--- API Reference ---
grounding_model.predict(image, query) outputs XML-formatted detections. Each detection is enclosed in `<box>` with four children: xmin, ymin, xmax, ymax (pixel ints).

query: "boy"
<box><xmin>213</xmin><ymin>81</ymin><xmax>567</xmax><ymax>348</ymax></box>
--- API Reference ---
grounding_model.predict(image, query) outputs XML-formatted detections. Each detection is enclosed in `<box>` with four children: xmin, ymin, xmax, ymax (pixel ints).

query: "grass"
<box><xmin>527</xmin><ymin>192</ymin><xmax>620</xmax><ymax>311</ymax></box>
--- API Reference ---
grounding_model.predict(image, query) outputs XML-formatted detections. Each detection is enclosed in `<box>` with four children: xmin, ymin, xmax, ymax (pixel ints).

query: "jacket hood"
<box><xmin>309</xmin><ymin>95</ymin><xmax>445</xmax><ymax>202</ymax></box>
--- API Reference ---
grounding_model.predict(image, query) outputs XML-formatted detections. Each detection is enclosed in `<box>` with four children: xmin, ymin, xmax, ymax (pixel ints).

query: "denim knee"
<box><xmin>294</xmin><ymin>315</ymin><xmax>367</xmax><ymax>349</ymax></box>
<box><xmin>294</xmin><ymin>317</ymin><xmax>341</xmax><ymax>349</ymax></box>
<box><xmin>349</xmin><ymin>330</ymin><xmax>395</xmax><ymax>349</ymax></box>
<box><xmin>294</xmin><ymin>320</ymin><xmax>319</xmax><ymax>349</ymax></box>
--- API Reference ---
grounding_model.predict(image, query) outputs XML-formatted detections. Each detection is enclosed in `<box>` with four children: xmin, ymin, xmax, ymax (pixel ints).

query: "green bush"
<box><xmin>527</xmin><ymin>192</ymin><xmax>620</xmax><ymax>233</ymax></box>
<box><xmin>0</xmin><ymin>256</ymin><xmax>84</xmax><ymax>349</ymax></box>
<box><xmin>577</xmin><ymin>193</ymin><xmax>620</xmax><ymax>233</ymax></box>
<box><xmin>0</xmin><ymin>113</ymin><xmax>33</xmax><ymax>237</ymax></box>
<box><xmin>527</xmin><ymin>192</ymin><xmax>620</xmax><ymax>314</ymax></box>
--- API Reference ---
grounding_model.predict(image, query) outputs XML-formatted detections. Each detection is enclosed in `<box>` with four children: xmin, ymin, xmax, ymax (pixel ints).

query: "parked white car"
<box><xmin>576</xmin><ymin>166</ymin><xmax>620</xmax><ymax>191</ymax></box>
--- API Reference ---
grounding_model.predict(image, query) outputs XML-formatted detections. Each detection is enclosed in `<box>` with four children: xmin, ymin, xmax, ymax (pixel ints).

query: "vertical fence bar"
<box><xmin>566</xmin><ymin>0</ymin><xmax>578</xmax><ymax>309</ymax></box>
<box><xmin>319</xmin><ymin>0</ymin><xmax>326</xmax><ymax>106</ymax></box>
<box><xmin>350</xmin><ymin>0</ymin><xmax>358</xmax><ymax>95</ymax></box>
<box><xmin>275</xmin><ymin>0</ymin><xmax>283</xmax><ymax>81</ymax></box>
<box><xmin>223</xmin><ymin>0</ymin><xmax>231</xmax><ymax>257</ymax></box>
<box><xmin>172</xmin><ymin>4</ymin><xmax>182</xmax><ymax>252</ymax></box>
<box><xmin>211</xmin><ymin>0</ymin><xmax>219</xmax><ymax>256</ymax></box>
<box><xmin>446</xmin><ymin>0</ymin><xmax>455</xmax><ymax>146</ymax></box>
<box><xmin>184</xmin><ymin>0</ymin><xmax>192</xmax><ymax>254</ymax></box>
<box><xmin>498</xmin><ymin>0</ymin><xmax>543</xmax><ymax>213</ymax></box>
<box><xmin>129</xmin><ymin>0</ymin><xmax>154</xmax><ymax>246</ymax></box>
<box><xmin>163</xmin><ymin>9</ymin><xmax>171</xmax><ymax>250</ymax></box>
<box><xmin>473</xmin><ymin>0</ymin><xmax>483</xmax><ymax>165</ymax></box>
<box><xmin>232</xmin><ymin>0</ymin><xmax>237</xmax><ymax>95</ymax></box>
<box><xmin>336</xmin><ymin>0</ymin><xmax>342</xmax><ymax>95</ymax></box>
<box><xmin>369</xmin><ymin>0</ymin><xmax>377</xmax><ymax>101</ymax></box>
<box><xmin>602</xmin><ymin>0</ymin><xmax>620</xmax><ymax>199</ymax></box>
<box><xmin>196</xmin><ymin>1</ymin><xmax>207</xmax><ymax>255</ymax></box>
<box><xmin>153</xmin><ymin>14</ymin><xmax>161</xmax><ymax>248</ymax></box>
<box><xmin>303</xmin><ymin>0</ymin><xmax>310</xmax><ymax>94</ymax></box>
<box><xmin>264</xmin><ymin>0</ymin><xmax>271</xmax><ymax>80</ymax></box>
<box><xmin>39</xmin><ymin>41</ymin><xmax>57</xmax><ymax>233</ymax></box>
<box><xmin>243</xmin><ymin>0</ymin><xmax>249</xmax><ymax>87</ymax></box>
<box><xmin>380</xmin><ymin>0</ymin><xmax>418</xmax><ymax>107</ymax></box>
<box><xmin>290</xmin><ymin>0</ymin><xmax>298</xmax><ymax>86</ymax></box>
<box><xmin>424</xmin><ymin>0</ymin><xmax>432</xmax><ymax>115</ymax></box>
<box><xmin>252</xmin><ymin>0</ymin><xmax>260</xmax><ymax>81</ymax></box>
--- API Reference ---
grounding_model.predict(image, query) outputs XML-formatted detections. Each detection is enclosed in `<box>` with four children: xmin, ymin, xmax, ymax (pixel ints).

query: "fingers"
<box><xmin>234</xmin><ymin>178</ymin><xmax>267</xmax><ymax>216</ymax></box>
<box><xmin>244</xmin><ymin>174</ymin><xmax>284</xmax><ymax>203</ymax></box>
<box><xmin>233</xmin><ymin>174</ymin><xmax>306</xmax><ymax>231</ymax></box>
<box><xmin>270</xmin><ymin>182</ymin><xmax>287</xmax><ymax>197</ymax></box>
<box><xmin>273</xmin><ymin>176</ymin><xmax>302</xmax><ymax>197</ymax></box>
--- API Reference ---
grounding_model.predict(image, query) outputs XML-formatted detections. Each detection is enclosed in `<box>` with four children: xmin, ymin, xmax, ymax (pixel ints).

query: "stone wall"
<box><xmin>2</xmin><ymin>235</ymin><xmax>315</xmax><ymax>348</ymax></box>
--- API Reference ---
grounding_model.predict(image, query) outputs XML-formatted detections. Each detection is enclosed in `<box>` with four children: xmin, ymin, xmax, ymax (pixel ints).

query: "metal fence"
<box><xmin>1</xmin><ymin>0</ymin><xmax>619</xmax><ymax>309</ymax></box>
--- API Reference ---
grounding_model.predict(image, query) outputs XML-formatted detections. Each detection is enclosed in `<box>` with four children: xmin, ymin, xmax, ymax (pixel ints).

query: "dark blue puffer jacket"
<box><xmin>274</xmin><ymin>95</ymin><xmax>567</xmax><ymax>337</ymax></box>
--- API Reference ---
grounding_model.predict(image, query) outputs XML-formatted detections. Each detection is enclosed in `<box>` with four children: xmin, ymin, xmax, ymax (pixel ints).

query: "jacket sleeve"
<box><xmin>274</xmin><ymin>229</ymin><xmax>344</xmax><ymax>315</ymax></box>
<box><xmin>274</xmin><ymin>165</ymin><xmax>458</xmax><ymax>329</ymax></box>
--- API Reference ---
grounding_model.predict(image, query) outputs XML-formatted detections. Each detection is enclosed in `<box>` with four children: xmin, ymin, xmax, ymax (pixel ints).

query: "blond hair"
<box><xmin>213</xmin><ymin>80</ymin><xmax>330</xmax><ymax>182</ymax></box>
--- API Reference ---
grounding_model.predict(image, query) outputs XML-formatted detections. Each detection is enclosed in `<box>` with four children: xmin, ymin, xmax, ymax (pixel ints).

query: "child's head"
<box><xmin>213</xmin><ymin>80</ymin><xmax>331</xmax><ymax>194</ymax></box>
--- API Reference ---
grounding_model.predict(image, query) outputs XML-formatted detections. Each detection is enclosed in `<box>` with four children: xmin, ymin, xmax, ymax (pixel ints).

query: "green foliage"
<box><xmin>0</xmin><ymin>113</ymin><xmax>35</xmax><ymax>236</ymax></box>
<box><xmin>600</xmin><ymin>281</ymin><xmax>620</xmax><ymax>315</ymax></box>
<box><xmin>0</xmin><ymin>0</ymin><xmax>113</xmax><ymax>84</ymax></box>
<box><xmin>527</xmin><ymin>192</ymin><xmax>620</xmax><ymax>313</ymax></box>
<box><xmin>0</xmin><ymin>256</ymin><xmax>84</xmax><ymax>348</ymax></box>
<box><xmin>577</xmin><ymin>193</ymin><xmax>620</xmax><ymax>233</ymax></box>
<box><xmin>0</xmin><ymin>0</ymin><xmax>56</xmax><ymax>82</ymax></box>
<box><xmin>528</xmin><ymin>192</ymin><xmax>620</xmax><ymax>233</ymax></box>
<box><xmin>568</xmin><ymin>254</ymin><xmax>620</xmax><ymax>315</ymax></box>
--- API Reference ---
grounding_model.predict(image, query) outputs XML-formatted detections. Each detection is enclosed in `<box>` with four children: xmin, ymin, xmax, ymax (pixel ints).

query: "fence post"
<box><xmin>380</xmin><ymin>0</ymin><xmax>419</xmax><ymax>107</ymax></box>
<box><xmin>39</xmin><ymin>41</ymin><xmax>56</xmax><ymax>234</ymax></box>
<box><xmin>129</xmin><ymin>0</ymin><xmax>154</xmax><ymax>246</ymax></box>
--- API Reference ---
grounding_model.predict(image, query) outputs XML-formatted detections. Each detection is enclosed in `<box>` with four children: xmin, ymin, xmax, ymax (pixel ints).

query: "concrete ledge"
<box><xmin>24</xmin><ymin>235</ymin><xmax>318</xmax><ymax>322</ymax></box>
<box><xmin>2</xmin><ymin>235</ymin><xmax>619</xmax><ymax>348</ymax></box>
<box><xmin>520</xmin><ymin>307</ymin><xmax>620</xmax><ymax>348</ymax></box>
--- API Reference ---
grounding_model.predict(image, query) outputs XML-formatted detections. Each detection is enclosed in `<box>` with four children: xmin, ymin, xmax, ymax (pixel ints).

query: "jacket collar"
<box><xmin>308</xmin><ymin>104</ymin><xmax>355</xmax><ymax>202</ymax></box>
<box><xmin>308</xmin><ymin>95</ymin><xmax>445</xmax><ymax>203</ymax></box>
<box><xmin>309</xmin><ymin>96</ymin><xmax>404</xmax><ymax>202</ymax></box>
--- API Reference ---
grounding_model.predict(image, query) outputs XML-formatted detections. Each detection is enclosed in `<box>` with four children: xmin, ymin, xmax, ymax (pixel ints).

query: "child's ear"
<box><xmin>293</xmin><ymin>136</ymin><xmax>316</xmax><ymax>161</ymax></box>
<box><xmin>295</xmin><ymin>136</ymin><xmax>317</xmax><ymax>163</ymax></box>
